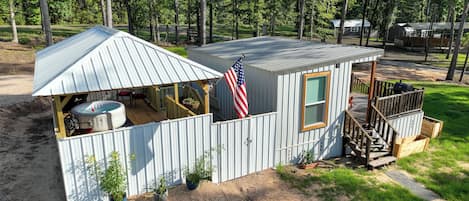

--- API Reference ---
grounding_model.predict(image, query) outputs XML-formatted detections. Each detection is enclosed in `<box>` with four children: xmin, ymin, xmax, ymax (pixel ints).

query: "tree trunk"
<box><xmin>9</xmin><ymin>0</ymin><xmax>18</xmax><ymax>43</ymax></box>
<box><xmin>187</xmin><ymin>0</ymin><xmax>191</xmax><ymax>41</ymax></box>
<box><xmin>199</xmin><ymin>0</ymin><xmax>206</xmax><ymax>45</ymax></box>
<box><xmin>149</xmin><ymin>0</ymin><xmax>158</xmax><ymax>43</ymax></box>
<box><xmin>447</xmin><ymin>0</ymin><xmax>469</xmax><ymax>80</ymax></box>
<box><xmin>425</xmin><ymin>11</ymin><xmax>435</xmax><ymax>62</ymax></box>
<box><xmin>446</xmin><ymin>1</ymin><xmax>455</xmax><ymax>59</ymax></box>
<box><xmin>209</xmin><ymin>0</ymin><xmax>213</xmax><ymax>42</ymax></box>
<box><xmin>270</xmin><ymin>12</ymin><xmax>275</xmax><ymax>36</ymax></box>
<box><xmin>297</xmin><ymin>0</ymin><xmax>305</xmax><ymax>40</ymax></box>
<box><xmin>165</xmin><ymin>24</ymin><xmax>169</xmax><ymax>42</ymax></box>
<box><xmin>126</xmin><ymin>0</ymin><xmax>133</xmax><ymax>34</ymax></box>
<box><xmin>100</xmin><ymin>0</ymin><xmax>107</xmax><ymax>26</ymax></box>
<box><xmin>174</xmin><ymin>0</ymin><xmax>180</xmax><ymax>44</ymax></box>
<box><xmin>337</xmin><ymin>0</ymin><xmax>348</xmax><ymax>44</ymax></box>
<box><xmin>366</xmin><ymin>0</ymin><xmax>380</xmax><ymax>46</ymax></box>
<box><xmin>39</xmin><ymin>0</ymin><xmax>53</xmax><ymax>46</ymax></box>
<box><xmin>310</xmin><ymin>0</ymin><xmax>315</xmax><ymax>40</ymax></box>
<box><xmin>106</xmin><ymin>0</ymin><xmax>113</xmax><ymax>28</ymax></box>
<box><xmin>156</xmin><ymin>11</ymin><xmax>160</xmax><ymax>43</ymax></box>
<box><xmin>359</xmin><ymin>0</ymin><xmax>369</xmax><ymax>46</ymax></box>
<box><xmin>459</xmin><ymin>49</ymin><xmax>469</xmax><ymax>82</ymax></box>
<box><xmin>235</xmin><ymin>0</ymin><xmax>239</xmax><ymax>39</ymax></box>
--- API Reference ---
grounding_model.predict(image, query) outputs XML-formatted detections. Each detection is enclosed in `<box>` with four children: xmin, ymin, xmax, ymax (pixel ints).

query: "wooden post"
<box><xmin>202</xmin><ymin>81</ymin><xmax>210</xmax><ymax>114</ymax></box>
<box><xmin>174</xmin><ymin>83</ymin><xmax>179</xmax><ymax>103</ymax></box>
<box><xmin>366</xmin><ymin>61</ymin><xmax>377</xmax><ymax>123</ymax></box>
<box><xmin>197</xmin><ymin>80</ymin><xmax>210</xmax><ymax>114</ymax></box>
<box><xmin>53</xmin><ymin>95</ymin><xmax>67</xmax><ymax>139</ymax></box>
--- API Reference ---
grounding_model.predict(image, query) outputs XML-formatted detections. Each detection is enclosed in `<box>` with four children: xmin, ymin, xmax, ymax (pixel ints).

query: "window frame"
<box><xmin>301</xmin><ymin>71</ymin><xmax>331</xmax><ymax>132</ymax></box>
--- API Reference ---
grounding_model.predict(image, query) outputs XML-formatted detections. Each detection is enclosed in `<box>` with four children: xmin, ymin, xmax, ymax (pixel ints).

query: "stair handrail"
<box><xmin>369</xmin><ymin>104</ymin><xmax>400</xmax><ymax>154</ymax></box>
<box><xmin>344</xmin><ymin>110</ymin><xmax>374</xmax><ymax>164</ymax></box>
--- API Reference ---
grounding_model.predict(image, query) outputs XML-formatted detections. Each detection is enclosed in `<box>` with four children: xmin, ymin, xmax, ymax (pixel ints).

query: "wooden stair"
<box><xmin>344</xmin><ymin>107</ymin><xmax>399</xmax><ymax>170</ymax></box>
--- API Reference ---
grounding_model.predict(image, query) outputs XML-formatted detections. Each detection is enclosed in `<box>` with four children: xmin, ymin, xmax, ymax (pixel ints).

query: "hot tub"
<box><xmin>71</xmin><ymin>100</ymin><xmax>126</xmax><ymax>132</ymax></box>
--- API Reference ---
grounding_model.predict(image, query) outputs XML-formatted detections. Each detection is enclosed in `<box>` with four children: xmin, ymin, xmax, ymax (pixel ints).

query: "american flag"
<box><xmin>224</xmin><ymin>57</ymin><xmax>248</xmax><ymax>118</ymax></box>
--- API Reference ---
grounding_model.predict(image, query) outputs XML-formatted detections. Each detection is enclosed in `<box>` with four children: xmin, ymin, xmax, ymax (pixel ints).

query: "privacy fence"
<box><xmin>58</xmin><ymin>112</ymin><xmax>277</xmax><ymax>201</ymax></box>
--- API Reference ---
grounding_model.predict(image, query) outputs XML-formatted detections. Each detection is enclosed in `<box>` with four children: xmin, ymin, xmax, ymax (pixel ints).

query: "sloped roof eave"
<box><xmin>32</xmin><ymin>26</ymin><xmax>223</xmax><ymax>97</ymax></box>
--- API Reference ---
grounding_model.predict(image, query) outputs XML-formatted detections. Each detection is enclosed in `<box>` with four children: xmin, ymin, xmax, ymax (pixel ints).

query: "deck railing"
<box><xmin>368</xmin><ymin>104</ymin><xmax>399</xmax><ymax>154</ymax></box>
<box><xmin>375</xmin><ymin>89</ymin><xmax>424</xmax><ymax>117</ymax></box>
<box><xmin>165</xmin><ymin>95</ymin><xmax>196</xmax><ymax>119</ymax></box>
<box><xmin>373</xmin><ymin>80</ymin><xmax>397</xmax><ymax>97</ymax></box>
<box><xmin>344</xmin><ymin>110</ymin><xmax>373</xmax><ymax>165</ymax></box>
<box><xmin>350</xmin><ymin>74</ymin><xmax>370</xmax><ymax>94</ymax></box>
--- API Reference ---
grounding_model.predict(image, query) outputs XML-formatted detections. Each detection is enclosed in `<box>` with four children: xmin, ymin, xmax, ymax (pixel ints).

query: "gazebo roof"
<box><xmin>32</xmin><ymin>26</ymin><xmax>222</xmax><ymax>96</ymax></box>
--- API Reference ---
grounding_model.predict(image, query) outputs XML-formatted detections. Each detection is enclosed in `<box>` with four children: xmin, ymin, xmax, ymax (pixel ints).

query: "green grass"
<box><xmin>276</xmin><ymin>165</ymin><xmax>423</xmax><ymax>201</ymax></box>
<box><xmin>397</xmin><ymin>81</ymin><xmax>469</xmax><ymax>201</ymax></box>
<box><xmin>164</xmin><ymin>46</ymin><xmax>187</xmax><ymax>58</ymax></box>
<box><xmin>423</xmin><ymin>53</ymin><xmax>468</xmax><ymax>69</ymax></box>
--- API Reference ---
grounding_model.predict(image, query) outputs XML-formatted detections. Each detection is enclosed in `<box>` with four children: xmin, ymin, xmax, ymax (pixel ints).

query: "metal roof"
<box><xmin>190</xmin><ymin>37</ymin><xmax>383</xmax><ymax>73</ymax></box>
<box><xmin>331</xmin><ymin>19</ymin><xmax>371</xmax><ymax>28</ymax></box>
<box><xmin>398</xmin><ymin>22</ymin><xmax>469</xmax><ymax>30</ymax></box>
<box><xmin>32</xmin><ymin>26</ymin><xmax>222</xmax><ymax>96</ymax></box>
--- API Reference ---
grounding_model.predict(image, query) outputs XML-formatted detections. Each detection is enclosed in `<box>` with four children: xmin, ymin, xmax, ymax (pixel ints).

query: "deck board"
<box><xmin>126</xmin><ymin>99</ymin><xmax>167</xmax><ymax>124</ymax></box>
<box><xmin>349</xmin><ymin>92</ymin><xmax>368</xmax><ymax>124</ymax></box>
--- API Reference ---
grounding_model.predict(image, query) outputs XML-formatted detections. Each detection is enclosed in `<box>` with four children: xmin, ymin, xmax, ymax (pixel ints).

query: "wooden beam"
<box><xmin>53</xmin><ymin>95</ymin><xmax>67</xmax><ymax>139</ymax></box>
<box><xmin>60</xmin><ymin>95</ymin><xmax>73</xmax><ymax>108</ymax></box>
<box><xmin>174</xmin><ymin>83</ymin><xmax>179</xmax><ymax>103</ymax></box>
<box><xmin>366</xmin><ymin>61</ymin><xmax>377</xmax><ymax>123</ymax></box>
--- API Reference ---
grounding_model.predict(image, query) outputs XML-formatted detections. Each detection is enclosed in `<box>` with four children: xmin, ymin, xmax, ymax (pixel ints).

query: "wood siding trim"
<box><xmin>300</xmin><ymin>71</ymin><xmax>331</xmax><ymax>132</ymax></box>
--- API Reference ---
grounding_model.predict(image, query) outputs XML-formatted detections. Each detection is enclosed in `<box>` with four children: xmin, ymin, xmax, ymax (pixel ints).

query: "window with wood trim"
<box><xmin>301</xmin><ymin>71</ymin><xmax>331</xmax><ymax>131</ymax></box>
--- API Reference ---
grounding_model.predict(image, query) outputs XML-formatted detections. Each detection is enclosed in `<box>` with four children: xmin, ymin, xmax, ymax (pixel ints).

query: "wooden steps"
<box><xmin>363</xmin><ymin>151</ymin><xmax>389</xmax><ymax>160</ymax></box>
<box><xmin>368</xmin><ymin>156</ymin><xmax>396</xmax><ymax>170</ymax></box>
<box><xmin>344</xmin><ymin>109</ymin><xmax>398</xmax><ymax>170</ymax></box>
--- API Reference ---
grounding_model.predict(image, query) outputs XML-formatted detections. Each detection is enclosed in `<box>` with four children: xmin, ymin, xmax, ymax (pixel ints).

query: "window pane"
<box><xmin>304</xmin><ymin>103</ymin><xmax>325</xmax><ymax>126</ymax></box>
<box><xmin>305</xmin><ymin>76</ymin><xmax>326</xmax><ymax>104</ymax></box>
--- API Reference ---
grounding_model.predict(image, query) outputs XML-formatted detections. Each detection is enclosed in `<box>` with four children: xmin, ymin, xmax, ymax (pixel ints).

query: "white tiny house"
<box><xmin>188</xmin><ymin>37</ymin><xmax>384</xmax><ymax>162</ymax></box>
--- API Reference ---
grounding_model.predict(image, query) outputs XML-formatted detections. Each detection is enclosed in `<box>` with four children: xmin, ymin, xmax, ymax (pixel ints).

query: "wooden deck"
<box><xmin>349</xmin><ymin>92</ymin><xmax>368</xmax><ymax>124</ymax></box>
<box><xmin>126</xmin><ymin>99</ymin><xmax>167</xmax><ymax>125</ymax></box>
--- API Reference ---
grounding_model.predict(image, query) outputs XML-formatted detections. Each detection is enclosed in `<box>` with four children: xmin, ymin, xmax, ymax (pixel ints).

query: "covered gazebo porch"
<box><xmin>32</xmin><ymin>26</ymin><xmax>222</xmax><ymax>138</ymax></box>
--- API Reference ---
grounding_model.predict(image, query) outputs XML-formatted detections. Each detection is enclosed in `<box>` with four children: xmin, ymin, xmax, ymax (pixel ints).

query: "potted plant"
<box><xmin>297</xmin><ymin>150</ymin><xmax>318</xmax><ymax>169</ymax></box>
<box><xmin>184</xmin><ymin>151</ymin><xmax>213</xmax><ymax>190</ymax></box>
<box><xmin>152</xmin><ymin>177</ymin><xmax>168</xmax><ymax>201</ymax></box>
<box><xmin>100</xmin><ymin>151</ymin><xmax>127</xmax><ymax>201</ymax></box>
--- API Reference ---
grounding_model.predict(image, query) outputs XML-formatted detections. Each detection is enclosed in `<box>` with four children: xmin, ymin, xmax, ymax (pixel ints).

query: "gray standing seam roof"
<box><xmin>32</xmin><ymin>26</ymin><xmax>222</xmax><ymax>97</ymax></box>
<box><xmin>190</xmin><ymin>37</ymin><xmax>383</xmax><ymax>73</ymax></box>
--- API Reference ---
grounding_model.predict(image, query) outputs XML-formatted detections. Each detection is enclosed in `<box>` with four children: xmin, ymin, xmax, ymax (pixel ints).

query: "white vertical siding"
<box><xmin>389</xmin><ymin>111</ymin><xmax>424</xmax><ymax>138</ymax></box>
<box><xmin>58</xmin><ymin>112</ymin><xmax>277</xmax><ymax>201</ymax></box>
<box><xmin>212</xmin><ymin>112</ymin><xmax>277</xmax><ymax>182</ymax></box>
<box><xmin>274</xmin><ymin>56</ymin><xmax>376</xmax><ymax>164</ymax></box>
<box><xmin>188</xmin><ymin>50</ymin><xmax>277</xmax><ymax>120</ymax></box>
<box><xmin>58</xmin><ymin>114</ymin><xmax>213</xmax><ymax>201</ymax></box>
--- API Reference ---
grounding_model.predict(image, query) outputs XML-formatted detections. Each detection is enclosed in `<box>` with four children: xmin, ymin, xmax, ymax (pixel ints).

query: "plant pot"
<box><xmin>298</xmin><ymin>162</ymin><xmax>318</xmax><ymax>169</ymax></box>
<box><xmin>109</xmin><ymin>193</ymin><xmax>127</xmax><ymax>201</ymax></box>
<box><xmin>154</xmin><ymin>190</ymin><xmax>168</xmax><ymax>201</ymax></box>
<box><xmin>186</xmin><ymin>178</ymin><xmax>200</xmax><ymax>191</ymax></box>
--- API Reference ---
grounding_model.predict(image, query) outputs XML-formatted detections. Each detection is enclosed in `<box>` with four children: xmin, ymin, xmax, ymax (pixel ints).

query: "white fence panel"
<box><xmin>389</xmin><ymin>111</ymin><xmax>424</xmax><ymax>138</ymax></box>
<box><xmin>58</xmin><ymin>112</ymin><xmax>278</xmax><ymax>201</ymax></box>
<box><xmin>213</xmin><ymin>112</ymin><xmax>277</xmax><ymax>182</ymax></box>
<box><xmin>58</xmin><ymin>114</ymin><xmax>213</xmax><ymax>201</ymax></box>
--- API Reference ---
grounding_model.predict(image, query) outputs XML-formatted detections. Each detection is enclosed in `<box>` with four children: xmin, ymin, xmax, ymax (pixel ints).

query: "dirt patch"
<box><xmin>0</xmin><ymin>42</ymin><xmax>35</xmax><ymax>75</ymax></box>
<box><xmin>129</xmin><ymin>169</ymin><xmax>320</xmax><ymax>201</ymax></box>
<box><xmin>0</xmin><ymin>97</ymin><xmax>65</xmax><ymax>201</ymax></box>
<box><xmin>353</xmin><ymin>63</ymin><xmax>469</xmax><ymax>85</ymax></box>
